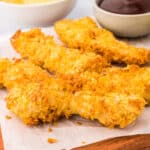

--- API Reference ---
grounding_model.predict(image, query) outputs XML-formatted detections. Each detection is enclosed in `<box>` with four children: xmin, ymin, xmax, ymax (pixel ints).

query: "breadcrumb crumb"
<box><xmin>5</xmin><ymin>115</ymin><xmax>11</xmax><ymax>120</ymax></box>
<box><xmin>47</xmin><ymin>138</ymin><xmax>57</xmax><ymax>144</ymax></box>
<box><xmin>77</xmin><ymin>122</ymin><xmax>82</xmax><ymax>126</ymax></box>
<box><xmin>48</xmin><ymin>127</ymin><xmax>53</xmax><ymax>133</ymax></box>
<box><xmin>82</xmin><ymin>141</ymin><xmax>86</xmax><ymax>144</ymax></box>
<box><xmin>52</xmin><ymin>122</ymin><xmax>58</xmax><ymax>127</ymax></box>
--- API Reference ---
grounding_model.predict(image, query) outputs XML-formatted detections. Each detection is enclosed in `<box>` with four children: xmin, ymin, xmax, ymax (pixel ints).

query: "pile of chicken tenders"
<box><xmin>0</xmin><ymin>17</ymin><xmax>150</xmax><ymax>128</ymax></box>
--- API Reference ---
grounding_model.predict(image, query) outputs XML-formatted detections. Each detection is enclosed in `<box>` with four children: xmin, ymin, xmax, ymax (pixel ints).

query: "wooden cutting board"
<box><xmin>72</xmin><ymin>134</ymin><xmax>150</xmax><ymax>150</ymax></box>
<box><xmin>0</xmin><ymin>128</ymin><xmax>4</xmax><ymax>150</ymax></box>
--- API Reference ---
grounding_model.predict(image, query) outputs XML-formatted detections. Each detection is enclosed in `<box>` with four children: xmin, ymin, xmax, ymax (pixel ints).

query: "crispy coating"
<box><xmin>1</xmin><ymin>59</ymin><xmax>73</xmax><ymax>125</ymax></box>
<box><xmin>11</xmin><ymin>29</ymin><xmax>109</xmax><ymax>75</ymax></box>
<box><xmin>0</xmin><ymin>58</ymin><xmax>11</xmax><ymax>88</ymax></box>
<box><xmin>71</xmin><ymin>91</ymin><xmax>145</xmax><ymax>128</ymax></box>
<box><xmin>0</xmin><ymin>59</ymin><xmax>145</xmax><ymax>128</ymax></box>
<box><xmin>55</xmin><ymin>17</ymin><xmax>150</xmax><ymax>65</ymax></box>
<box><xmin>80</xmin><ymin>65</ymin><xmax>150</xmax><ymax>105</ymax></box>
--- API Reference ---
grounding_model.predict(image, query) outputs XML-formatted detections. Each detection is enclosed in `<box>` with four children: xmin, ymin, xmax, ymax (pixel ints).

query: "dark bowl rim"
<box><xmin>93</xmin><ymin>0</ymin><xmax>150</xmax><ymax>17</ymax></box>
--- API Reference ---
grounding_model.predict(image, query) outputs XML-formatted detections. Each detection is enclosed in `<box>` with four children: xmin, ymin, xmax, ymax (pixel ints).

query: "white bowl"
<box><xmin>0</xmin><ymin>0</ymin><xmax>76</xmax><ymax>34</ymax></box>
<box><xmin>93</xmin><ymin>0</ymin><xmax>150</xmax><ymax>38</ymax></box>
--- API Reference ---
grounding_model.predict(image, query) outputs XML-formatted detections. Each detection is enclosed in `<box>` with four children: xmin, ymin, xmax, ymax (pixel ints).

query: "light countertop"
<box><xmin>68</xmin><ymin>0</ymin><xmax>92</xmax><ymax>18</ymax></box>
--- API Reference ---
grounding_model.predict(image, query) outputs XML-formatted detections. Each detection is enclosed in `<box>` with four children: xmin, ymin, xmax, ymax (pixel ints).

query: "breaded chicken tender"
<box><xmin>0</xmin><ymin>59</ymin><xmax>73</xmax><ymax>125</ymax></box>
<box><xmin>0</xmin><ymin>59</ymin><xmax>145</xmax><ymax>128</ymax></box>
<box><xmin>71</xmin><ymin>91</ymin><xmax>145</xmax><ymax>128</ymax></box>
<box><xmin>55</xmin><ymin>17</ymin><xmax>150</xmax><ymax>65</ymax></box>
<box><xmin>80</xmin><ymin>65</ymin><xmax>150</xmax><ymax>105</ymax></box>
<box><xmin>11</xmin><ymin>29</ymin><xmax>109</xmax><ymax>75</ymax></box>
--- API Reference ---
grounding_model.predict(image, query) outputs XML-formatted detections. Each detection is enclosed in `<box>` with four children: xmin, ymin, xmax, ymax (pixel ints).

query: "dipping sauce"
<box><xmin>2</xmin><ymin>0</ymin><xmax>56</xmax><ymax>4</ymax></box>
<box><xmin>99</xmin><ymin>0</ymin><xmax>150</xmax><ymax>14</ymax></box>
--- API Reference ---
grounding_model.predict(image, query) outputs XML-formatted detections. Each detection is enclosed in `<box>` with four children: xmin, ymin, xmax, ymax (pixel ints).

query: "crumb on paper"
<box><xmin>52</xmin><ymin>122</ymin><xmax>58</xmax><ymax>127</ymax></box>
<box><xmin>77</xmin><ymin>121</ymin><xmax>82</xmax><ymax>126</ymax></box>
<box><xmin>48</xmin><ymin>127</ymin><xmax>53</xmax><ymax>133</ymax></box>
<box><xmin>47</xmin><ymin>138</ymin><xmax>57</xmax><ymax>144</ymax></box>
<box><xmin>82</xmin><ymin>141</ymin><xmax>86</xmax><ymax>144</ymax></box>
<box><xmin>5</xmin><ymin>115</ymin><xmax>11</xmax><ymax>120</ymax></box>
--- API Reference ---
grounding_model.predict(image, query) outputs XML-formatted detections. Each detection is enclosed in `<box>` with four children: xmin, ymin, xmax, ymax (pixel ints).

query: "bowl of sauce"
<box><xmin>0</xmin><ymin>0</ymin><xmax>76</xmax><ymax>33</ymax></box>
<box><xmin>99</xmin><ymin>0</ymin><xmax>150</xmax><ymax>15</ymax></box>
<box><xmin>93</xmin><ymin>0</ymin><xmax>150</xmax><ymax>37</ymax></box>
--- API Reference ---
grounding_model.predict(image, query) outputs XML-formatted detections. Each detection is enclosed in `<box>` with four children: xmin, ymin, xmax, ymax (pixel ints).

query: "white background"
<box><xmin>68</xmin><ymin>0</ymin><xmax>92</xmax><ymax>18</ymax></box>
<box><xmin>0</xmin><ymin>0</ymin><xmax>92</xmax><ymax>35</ymax></box>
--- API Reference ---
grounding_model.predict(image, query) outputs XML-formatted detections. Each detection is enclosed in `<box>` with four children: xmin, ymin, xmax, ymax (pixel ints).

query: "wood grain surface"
<box><xmin>0</xmin><ymin>128</ymin><xmax>4</xmax><ymax>150</ymax></box>
<box><xmin>72</xmin><ymin>134</ymin><xmax>150</xmax><ymax>150</ymax></box>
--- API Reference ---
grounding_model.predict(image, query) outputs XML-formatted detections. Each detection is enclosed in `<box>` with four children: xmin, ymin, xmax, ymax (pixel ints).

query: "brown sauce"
<box><xmin>99</xmin><ymin>0</ymin><xmax>150</xmax><ymax>15</ymax></box>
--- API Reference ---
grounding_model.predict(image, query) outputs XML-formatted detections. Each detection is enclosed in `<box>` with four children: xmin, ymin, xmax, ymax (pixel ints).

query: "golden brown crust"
<box><xmin>71</xmin><ymin>91</ymin><xmax>145</xmax><ymax>128</ymax></box>
<box><xmin>80</xmin><ymin>65</ymin><xmax>150</xmax><ymax>105</ymax></box>
<box><xmin>0</xmin><ymin>58</ymin><xmax>11</xmax><ymax>88</ymax></box>
<box><xmin>55</xmin><ymin>17</ymin><xmax>150</xmax><ymax>65</ymax></box>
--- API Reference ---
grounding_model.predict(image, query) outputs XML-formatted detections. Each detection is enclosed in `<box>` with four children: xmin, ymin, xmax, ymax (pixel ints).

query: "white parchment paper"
<box><xmin>0</xmin><ymin>28</ymin><xmax>150</xmax><ymax>150</ymax></box>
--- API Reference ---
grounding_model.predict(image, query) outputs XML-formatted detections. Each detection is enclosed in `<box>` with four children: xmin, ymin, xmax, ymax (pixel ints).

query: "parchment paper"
<box><xmin>0</xmin><ymin>27</ymin><xmax>150</xmax><ymax>150</ymax></box>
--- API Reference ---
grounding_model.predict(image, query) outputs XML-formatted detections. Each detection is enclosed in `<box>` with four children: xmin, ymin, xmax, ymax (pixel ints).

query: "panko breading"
<box><xmin>80</xmin><ymin>65</ymin><xmax>150</xmax><ymax>105</ymax></box>
<box><xmin>72</xmin><ymin>91</ymin><xmax>145</xmax><ymax>128</ymax></box>
<box><xmin>0</xmin><ymin>58</ymin><xmax>145</xmax><ymax>128</ymax></box>
<box><xmin>55</xmin><ymin>17</ymin><xmax>150</xmax><ymax>65</ymax></box>
<box><xmin>11</xmin><ymin>29</ymin><xmax>109</xmax><ymax>75</ymax></box>
<box><xmin>1</xmin><ymin>59</ymin><xmax>73</xmax><ymax>125</ymax></box>
<box><xmin>0</xmin><ymin>58</ymin><xmax>11</xmax><ymax>88</ymax></box>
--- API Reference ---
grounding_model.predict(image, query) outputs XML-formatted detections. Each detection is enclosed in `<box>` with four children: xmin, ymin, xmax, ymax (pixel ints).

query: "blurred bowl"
<box><xmin>93</xmin><ymin>0</ymin><xmax>150</xmax><ymax>38</ymax></box>
<box><xmin>0</xmin><ymin>0</ymin><xmax>76</xmax><ymax>33</ymax></box>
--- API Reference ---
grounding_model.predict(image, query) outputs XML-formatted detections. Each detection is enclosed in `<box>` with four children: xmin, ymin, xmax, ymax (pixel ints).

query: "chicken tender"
<box><xmin>55</xmin><ymin>17</ymin><xmax>150</xmax><ymax>65</ymax></box>
<box><xmin>0</xmin><ymin>59</ymin><xmax>73</xmax><ymax>125</ymax></box>
<box><xmin>80</xmin><ymin>65</ymin><xmax>150</xmax><ymax>105</ymax></box>
<box><xmin>71</xmin><ymin>91</ymin><xmax>145</xmax><ymax>128</ymax></box>
<box><xmin>0</xmin><ymin>58</ymin><xmax>145</xmax><ymax>128</ymax></box>
<box><xmin>11</xmin><ymin>29</ymin><xmax>109</xmax><ymax>75</ymax></box>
